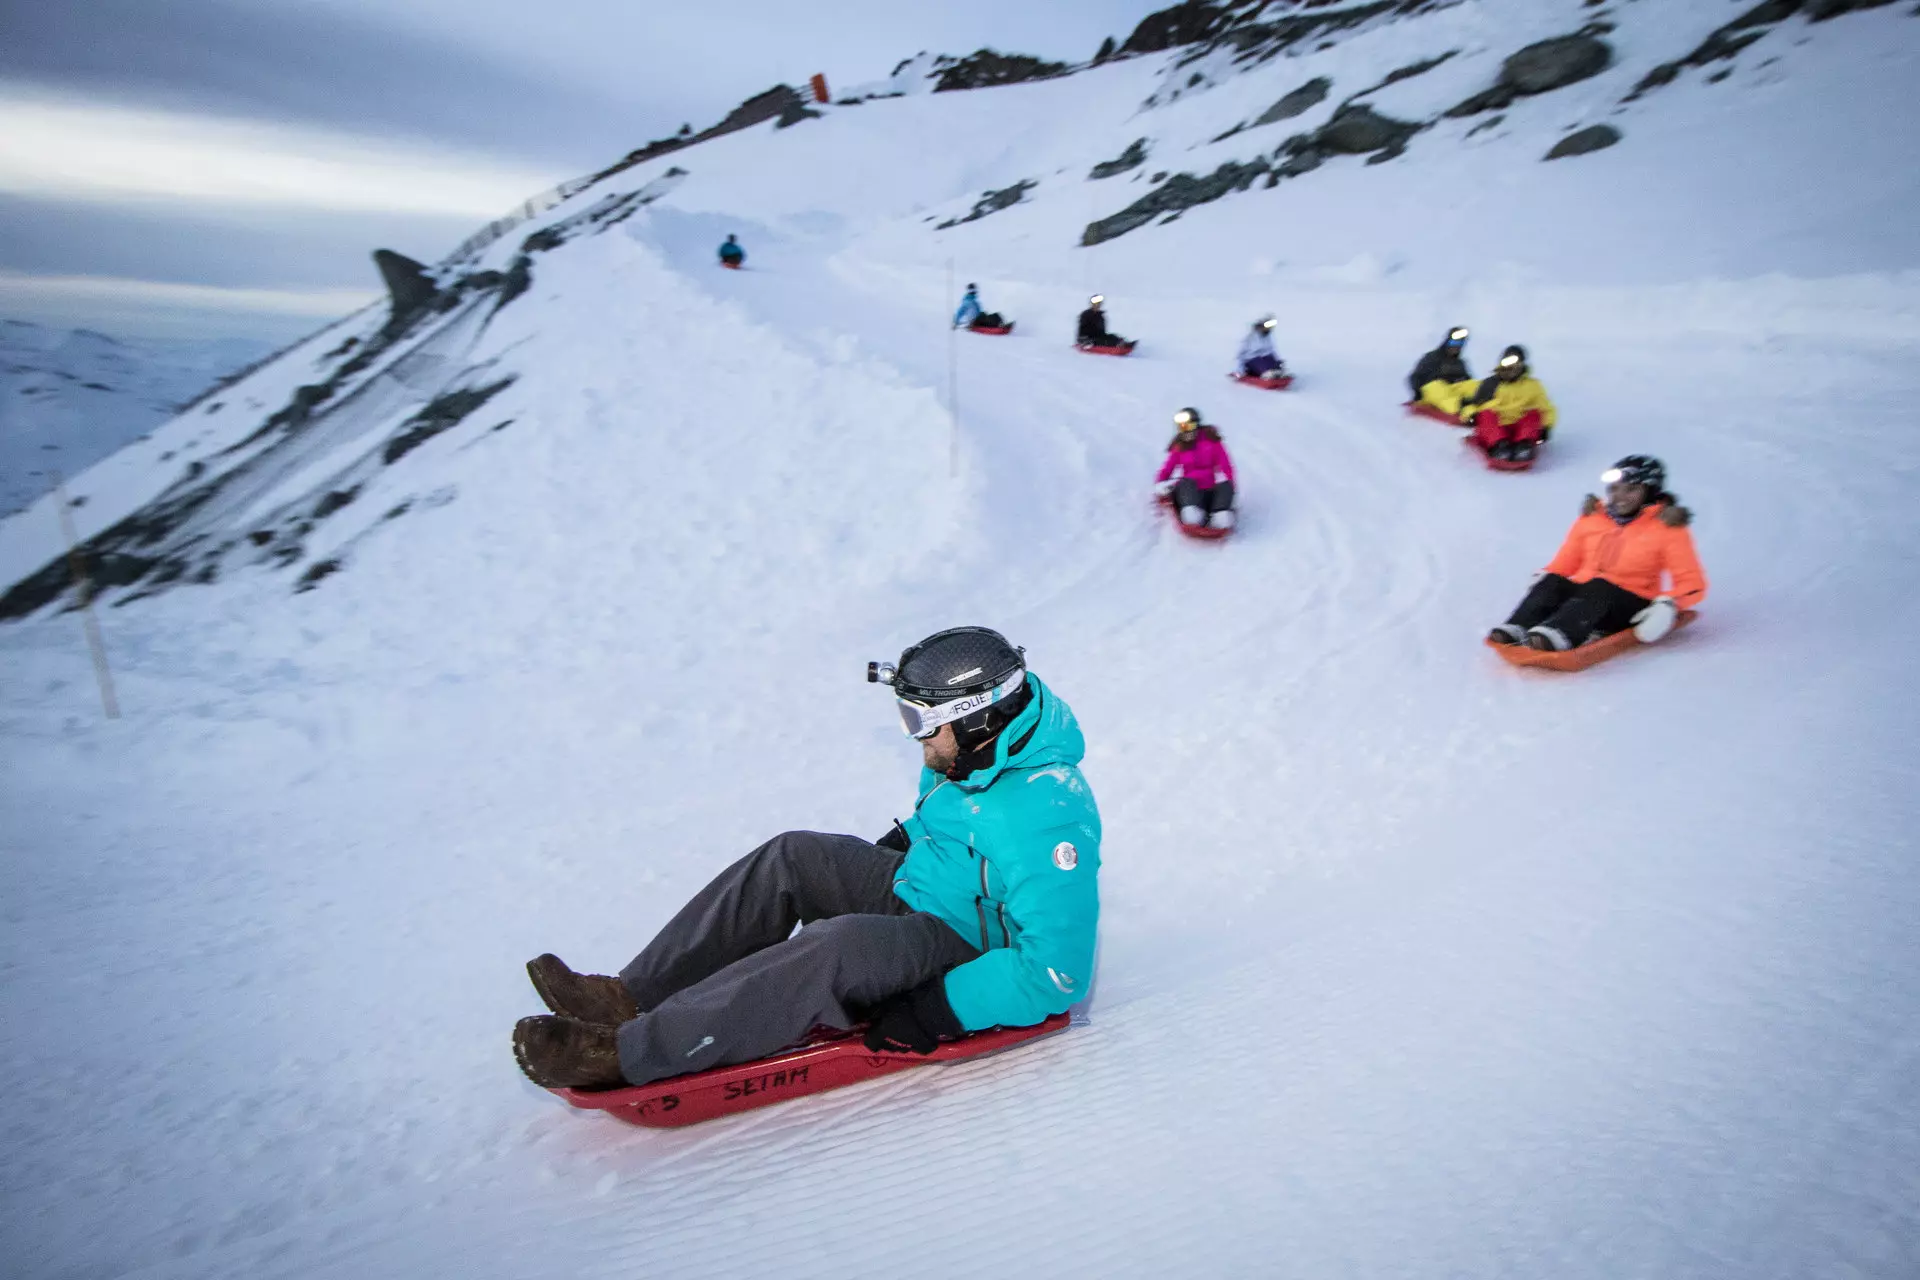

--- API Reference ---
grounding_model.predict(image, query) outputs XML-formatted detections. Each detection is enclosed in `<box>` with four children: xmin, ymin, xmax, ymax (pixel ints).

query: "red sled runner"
<box><xmin>1230</xmin><ymin>372</ymin><xmax>1294</xmax><ymax>390</ymax></box>
<box><xmin>1405</xmin><ymin>400</ymin><xmax>1461</xmax><ymax>425</ymax></box>
<box><xmin>1487</xmin><ymin>611</ymin><xmax>1697</xmax><ymax>672</ymax></box>
<box><xmin>1077</xmin><ymin>341</ymin><xmax>1136</xmax><ymax>357</ymax></box>
<box><xmin>969</xmin><ymin>323</ymin><xmax>1015</xmax><ymax>336</ymax></box>
<box><xmin>1156</xmin><ymin>495</ymin><xmax>1232</xmax><ymax>541</ymax></box>
<box><xmin>549</xmin><ymin>1013</ymin><xmax>1071</xmax><ymax>1128</ymax></box>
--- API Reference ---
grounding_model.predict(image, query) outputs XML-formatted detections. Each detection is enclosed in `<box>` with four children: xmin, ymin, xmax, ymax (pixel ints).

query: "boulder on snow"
<box><xmin>1544</xmin><ymin>124</ymin><xmax>1622</xmax><ymax>160</ymax></box>
<box><xmin>1313</xmin><ymin>104</ymin><xmax>1421</xmax><ymax>156</ymax></box>
<box><xmin>1502</xmin><ymin>35</ymin><xmax>1613</xmax><ymax>94</ymax></box>
<box><xmin>1448</xmin><ymin>31</ymin><xmax>1614</xmax><ymax>116</ymax></box>
<box><xmin>1254</xmin><ymin>77</ymin><xmax>1331</xmax><ymax>125</ymax></box>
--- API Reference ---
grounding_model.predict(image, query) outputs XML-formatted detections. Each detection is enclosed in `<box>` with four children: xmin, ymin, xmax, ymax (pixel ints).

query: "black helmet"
<box><xmin>1445</xmin><ymin>325</ymin><xmax>1468</xmax><ymax>346</ymax></box>
<box><xmin>868</xmin><ymin>626</ymin><xmax>1027</xmax><ymax>740</ymax></box>
<box><xmin>1173</xmin><ymin>406</ymin><xmax>1203</xmax><ymax>429</ymax></box>
<box><xmin>1602</xmin><ymin>455</ymin><xmax>1665</xmax><ymax>492</ymax></box>
<box><xmin>1496</xmin><ymin>343</ymin><xmax>1527</xmax><ymax>376</ymax></box>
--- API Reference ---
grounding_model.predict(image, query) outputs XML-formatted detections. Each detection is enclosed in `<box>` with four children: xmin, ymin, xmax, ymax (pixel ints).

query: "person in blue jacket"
<box><xmin>718</xmin><ymin>234</ymin><xmax>745</xmax><ymax>267</ymax></box>
<box><xmin>513</xmin><ymin>626</ymin><xmax>1101</xmax><ymax>1089</ymax></box>
<box><xmin>952</xmin><ymin>282</ymin><xmax>1007</xmax><ymax>330</ymax></box>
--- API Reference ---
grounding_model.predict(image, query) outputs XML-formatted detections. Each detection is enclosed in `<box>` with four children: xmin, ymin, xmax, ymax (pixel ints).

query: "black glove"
<box><xmin>862</xmin><ymin>978</ymin><xmax>964</xmax><ymax>1054</ymax></box>
<box><xmin>875</xmin><ymin>821</ymin><xmax>911</xmax><ymax>853</ymax></box>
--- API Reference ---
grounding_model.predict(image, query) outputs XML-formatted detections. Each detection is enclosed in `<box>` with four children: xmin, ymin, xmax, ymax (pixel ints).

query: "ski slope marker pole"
<box><xmin>946</xmin><ymin>257</ymin><xmax>960</xmax><ymax>478</ymax></box>
<box><xmin>52</xmin><ymin>474</ymin><xmax>120</xmax><ymax>719</ymax></box>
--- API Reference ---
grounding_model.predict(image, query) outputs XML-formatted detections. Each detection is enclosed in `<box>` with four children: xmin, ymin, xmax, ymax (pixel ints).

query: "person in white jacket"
<box><xmin>1237</xmin><ymin>316</ymin><xmax>1284</xmax><ymax>379</ymax></box>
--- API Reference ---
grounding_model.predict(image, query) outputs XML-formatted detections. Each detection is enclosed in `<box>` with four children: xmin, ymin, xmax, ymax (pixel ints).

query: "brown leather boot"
<box><xmin>526</xmin><ymin>953</ymin><xmax>639</xmax><ymax>1026</ymax></box>
<box><xmin>513</xmin><ymin>1015</ymin><xmax>626</xmax><ymax>1089</ymax></box>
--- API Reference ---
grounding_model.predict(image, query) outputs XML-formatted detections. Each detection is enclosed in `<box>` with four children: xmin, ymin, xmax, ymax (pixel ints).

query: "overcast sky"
<box><xmin>0</xmin><ymin>0</ymin><xmax>1165</xmax><ymax>342</ymax></box>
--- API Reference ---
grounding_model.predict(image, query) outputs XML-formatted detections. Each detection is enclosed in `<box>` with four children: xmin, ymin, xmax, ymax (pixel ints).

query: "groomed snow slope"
<box><xmin>3</xmin><ymin>2</ymin><xmax>1920</xmax><ymax>1277</ymax></box>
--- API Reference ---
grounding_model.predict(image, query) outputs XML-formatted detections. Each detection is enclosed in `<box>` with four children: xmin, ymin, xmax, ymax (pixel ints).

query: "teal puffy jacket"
<box><xmin>891</xmin><ymin>675</ymin><xmax>1102</xmax><ymax>1032</ymax></box>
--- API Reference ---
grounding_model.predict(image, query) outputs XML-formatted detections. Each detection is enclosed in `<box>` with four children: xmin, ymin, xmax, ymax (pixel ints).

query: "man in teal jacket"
<box><xmin>513</xmin><ymin>627</ymin><xmax>1101</xmax><ymax>1089</ymax></box>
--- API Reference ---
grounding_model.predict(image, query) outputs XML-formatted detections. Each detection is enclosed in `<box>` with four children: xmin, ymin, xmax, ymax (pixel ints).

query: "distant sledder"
<box><xmin>1076</xmin><ymin>294</ymin><xmax>1135</xmax><ymax>355</ymax></box>
<box><xmin>1407</xmin><ymin>325</ymin><xmax>1473</xmax><ymax>420</ymax></box>
<box><xmin>718</xmin><ymin>234</ymin><xmax>745</xmax><ymax>269</ymax></box>
<box><xmin>1230</xmin><ymin>315</ymin><xmax>1291</xmax><ymax>389</ymax></box>
<box><xmin>953</xmin><ymin>282</ymin><xmax>1013</xmax><ymax>335</ymax></box>
<box><xmin>1487</xmin><ymin>455</ymin><xmax>1707</xmax><ymax>670</ymax></box>
<box><xmin>1154</xmin><ymin>407</ymin><xmax>1236</xmax><ymax>537</ymax></box>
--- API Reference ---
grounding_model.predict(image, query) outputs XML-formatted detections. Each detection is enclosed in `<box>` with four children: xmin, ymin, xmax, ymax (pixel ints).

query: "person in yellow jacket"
<box><xmin>1458</xmin><ymin>344</ymin><xmax>1556</xmax><ymax>462</ymax></box>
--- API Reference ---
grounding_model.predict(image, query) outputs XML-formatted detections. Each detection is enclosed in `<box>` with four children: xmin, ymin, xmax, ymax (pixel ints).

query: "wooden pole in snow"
<box><xmin>946</xmin><ymin>258</ymin><xmax>960</xmax><ymax>478</ymax></box>
<box><xmin>52</xmin><ymin>474</ymin><xmax>120</xmax><ymax>719</ymax></box>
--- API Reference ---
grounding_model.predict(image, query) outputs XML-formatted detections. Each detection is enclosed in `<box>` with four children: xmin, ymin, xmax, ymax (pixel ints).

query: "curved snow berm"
<box><xmin>3</xmin><ymin>3</ymin><xmax>1920</xmax><ymax>1279</ymax></box>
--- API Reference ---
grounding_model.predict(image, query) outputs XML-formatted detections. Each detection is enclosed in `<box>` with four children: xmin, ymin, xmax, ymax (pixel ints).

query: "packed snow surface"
<box><xmin>3</xmin><ymin>2</ymin><xmax>1920</xmax><ymax>1276</ymax></box>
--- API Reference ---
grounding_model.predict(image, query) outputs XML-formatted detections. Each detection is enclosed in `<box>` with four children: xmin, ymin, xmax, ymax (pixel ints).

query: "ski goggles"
<box><xmin>888</xmin><ymin>667</ymin><xmax>1026</xmax><ymax>739</ymax></box>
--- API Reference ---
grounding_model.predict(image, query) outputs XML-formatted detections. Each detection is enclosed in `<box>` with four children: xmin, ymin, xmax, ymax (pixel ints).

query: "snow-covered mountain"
<box><xmin>0</xmin><ymin>320</ymin><xmax>269</xmax><ymax>517</ymax></box>
<box><xmin>3</xmin><ymin>2</ymin><xmax>1919</xmax><ymax>1277</ymax></box>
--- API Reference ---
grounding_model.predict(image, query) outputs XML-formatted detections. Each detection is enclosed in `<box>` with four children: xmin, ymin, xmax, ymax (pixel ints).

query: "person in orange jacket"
<box><xmin>1488</xmin><ymin>455</ymin><xmax>1707</xmax><ymax>652</ymax></box>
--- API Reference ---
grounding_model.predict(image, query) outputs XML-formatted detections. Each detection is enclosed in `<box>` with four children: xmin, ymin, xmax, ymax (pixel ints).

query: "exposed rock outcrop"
<box><xmin>1447</xmin><ymin>31</ymin><xmax>1614</xmax><ymax>117</ymax></box>
<box><xmin>933</xmin><ymin>49</ymin><xmax>1070</xmax><ymax>92</ymax></box>
<box><xmin>1089</xmin><ymin>138</ymin><xmax>1150</xmax><ymax>180</ymax></box>
<box><xmin>1081</xmin><ymin>158</ymin><xmax>1269</xmax><ymax>245</ymax></box>
<box><xmin>938</xmin><ymin>180</ymin><xmax>1037</xmax><ymax>229</ymax></box>
<box><xmin>1544</xmin><ymin>124</ymin><xmax>1622</xmax><ymax>159</ymax></box>
<box><xmin>1255</xmin><ymin>77</ymin><xmax>1332</xmax><ymax>126</ymax></box>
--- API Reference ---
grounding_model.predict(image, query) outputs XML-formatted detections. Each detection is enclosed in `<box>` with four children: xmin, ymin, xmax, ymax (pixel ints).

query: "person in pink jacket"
<box><xmin>1153</xmin><ymin>407</ymin><xmax>1236</xmax><ymax>530</ymax></box>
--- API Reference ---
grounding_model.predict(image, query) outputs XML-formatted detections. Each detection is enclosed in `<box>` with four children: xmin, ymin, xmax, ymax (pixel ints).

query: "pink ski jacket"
<box><xmin>1155</xmin><ymin>428</ymin><xmax>1235</xmax><ymax>490</ymax></box>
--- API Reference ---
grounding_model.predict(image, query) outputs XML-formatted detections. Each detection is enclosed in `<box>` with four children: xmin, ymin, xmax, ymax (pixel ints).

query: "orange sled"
<box><xmin>720</xmin><ymin>259</ymin><xmax>743</xmax><ymax>270</ymax></box>
<box><xmin>1230</xmin><ymin>372</ymin><xmax>1293</xmax><ymax>390</ymax></box>
<box><xmin>1487</xmin><ymin>611</ymin><xmax>1697</xmax><ymax>672</ymax></box>
<box><xmin>549</xmin><ymin>1013</ymin><xmax>1071</xmax><ymax>1128</ymax></box>
<box><xmin>1077</xmin><ymin>341</ymin><xmax>1136</xmax><ymax>356</ymax></box>
<box><xmin>969</xmin><ymin>323</ymin><xmax>1015</xmax><ymax>335</ymax></box>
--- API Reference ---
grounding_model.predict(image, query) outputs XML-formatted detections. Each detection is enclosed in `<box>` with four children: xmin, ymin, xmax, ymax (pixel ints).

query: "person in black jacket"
<box><xmin>1077</xmin><ymin>294</ymin><xmax>1126</xmax><ymax>348</ymax></box>
<box><xmin>1407</xmin><ymin>325</ymin><xmax>1472</xmax><ymax>404</ymax></box>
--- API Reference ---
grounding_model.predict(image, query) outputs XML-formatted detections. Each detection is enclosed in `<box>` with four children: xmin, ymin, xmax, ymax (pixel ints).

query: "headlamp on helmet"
<box><xmin>1498</xmin><ymin>353</ymin><xmax>1521</xmax><ymax>369</ymax></box>
<box><xmin>1089</xmin><ymin>294</ymin><xmax>1104</xmax><ymax>306</ymax></box>
<box><xmin>869</xmin><ymin>627</ymin><xmax>1028</xmax><ymax>740</ymax></box>
<box><xmin>1259</xmin><ymin>316</ymin><xmax>1276</xmax><ymax>331</ymax></box>
<box><xmin>1448</xmin><ymin>326</ymin><xmax>1469</xmax><ymax>344</ymax></box>
<box><xmin>1173</xmin><ymin>408</ymin><xmax>1199</xmax><ymax>428</ymax></box>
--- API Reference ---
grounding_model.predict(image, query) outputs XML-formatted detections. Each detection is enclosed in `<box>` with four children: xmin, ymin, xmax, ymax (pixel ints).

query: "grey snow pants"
<box><xmin>614</xmin><ymin>830</ymin><xmax>981</xmax><ymax>1086</ymax></box>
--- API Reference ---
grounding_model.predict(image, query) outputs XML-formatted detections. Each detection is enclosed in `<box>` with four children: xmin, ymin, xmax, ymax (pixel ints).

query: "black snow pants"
<box><xmin>613</xmin><ymin>831</ymin><xmax>980</xmax><ymax>1086</ymax></box>
<box><xmin>1506</xmin><ymin>573</ymin><xmax>1649</xmax><ymax>648</ymax></box>
<box><xmin>1171</xmin><ymin>477</ymin><xmax>1234</xmax><ymax>515</ymax></box>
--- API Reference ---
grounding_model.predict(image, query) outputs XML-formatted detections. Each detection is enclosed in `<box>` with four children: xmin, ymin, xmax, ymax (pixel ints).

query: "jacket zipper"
<box><xmin>975</xmin><ymin>851</ymin><xmax>993</xmax><ymax>950</ymax></box>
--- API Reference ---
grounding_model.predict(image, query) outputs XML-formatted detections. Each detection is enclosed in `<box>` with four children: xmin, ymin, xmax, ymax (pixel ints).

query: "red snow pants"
<box><xmin>1471</xmin><ymin>408</ymin><xmax>1544</xmax><ymax>450</ymax></box>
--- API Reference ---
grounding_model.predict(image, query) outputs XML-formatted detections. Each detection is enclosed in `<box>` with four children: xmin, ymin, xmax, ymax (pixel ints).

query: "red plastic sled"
<box><xmin>1465</xmin><ymin>436</ymin><xmax>1538</xmax><ymax>472</ymax></box>
<box><xmin>549</xmin><ymin>1013</ymin><xmax>1071</xmax><ymax>1128</ymax></box>
<box><xmin>1230</xmin><ymin>372</ymin><xmax>1294</xmax><ymax>390</ymax></box>
<box><xmin>720</xmin><ymin>259</ymin><xmax>743</xmax><ymax>270</ymax></box>
<box><xmin>1487</xmin><ymin>611</ymin><xmax>1697</xmax><ymax>672</ymax></box>
<box><xmin>969</xmin><ymin>323</ymin><xmax>1015</xmax><ymax>335</ymax></box>
<box><xmin>1157</xmin><ymin>495</ymin><xmax>1232</xmax><ymax>540</ymax></box>
<box><xmin>1405</xmin><ymin>400</ymin><xmax>1461</xmax><ymax>425</ymax></box>
<box><xmin>1077</xmin><ymin>341</ymin><xmax>1136</xmax><ymax>356</ymax></box>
